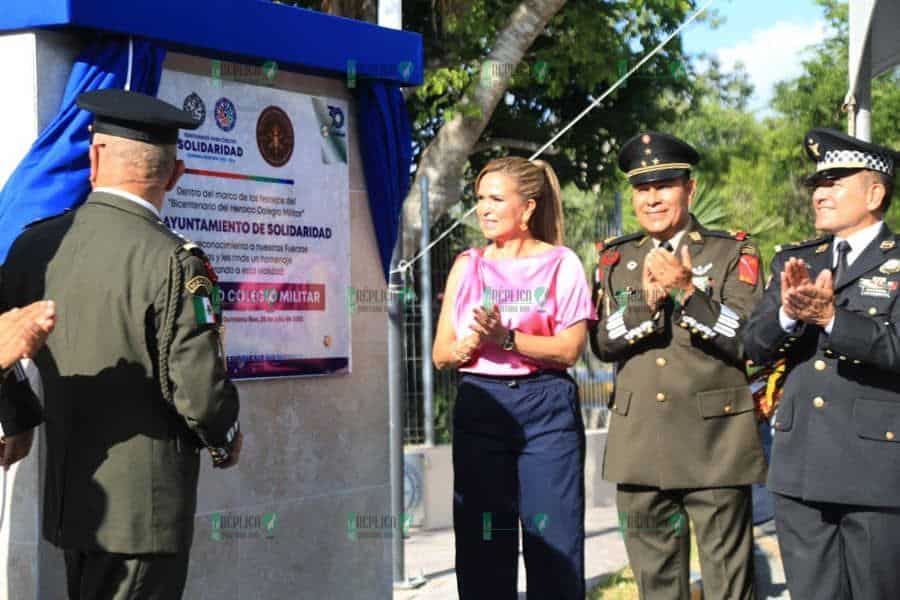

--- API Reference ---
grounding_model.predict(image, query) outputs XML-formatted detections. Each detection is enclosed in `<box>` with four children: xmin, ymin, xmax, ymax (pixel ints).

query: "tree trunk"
<box><xmin>401</xmin><ymin>0</ymin><xmax>568</xmax><ymax>256</ymax></box>
<box><xmin>322</xmin><ymin>0</ymin><xmax>376</xmax><ymax>22</ymax></box>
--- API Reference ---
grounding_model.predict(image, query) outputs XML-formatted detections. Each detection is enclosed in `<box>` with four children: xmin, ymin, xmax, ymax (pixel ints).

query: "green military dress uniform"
<box><xmin>0</xmin><ymin>89</ymin><xmax>239</xmax><ymax>599</ymax></box>
<box><xmin>590</xmin><ymin>218</ymin><xmax>767</xmax><ymax>599</ymax></box>
<box><xmin>1</xmin><ymin>191</ymin><xmax>239</xmax><ymax>597</ymax></box>
<box><xmin>589</xmin><ymin>131</ymin><xmax>766</xmax><ymax>600</ymax></box>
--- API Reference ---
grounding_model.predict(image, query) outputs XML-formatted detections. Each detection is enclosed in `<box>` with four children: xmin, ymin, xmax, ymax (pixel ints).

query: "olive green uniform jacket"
<box><xmin>0</xmin><ymin>191</ymin><xmax>239</xmax><ymax>554</ymax></box>
<box><xmin>589</xmin><ymin>216</ymin><xmax>767</xmax><ymax>489</ymax></box>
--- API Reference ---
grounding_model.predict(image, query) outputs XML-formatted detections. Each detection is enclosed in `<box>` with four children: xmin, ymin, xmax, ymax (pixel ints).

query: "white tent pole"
<box><xmin>849</xmin><ymin>0</ymin><xmax>874</xmax><ymax>140</ymax></box>
<box><xmin>378</xmin><ymin>0</ymin><xmax>402</xmax><ymax>30</ymax></box>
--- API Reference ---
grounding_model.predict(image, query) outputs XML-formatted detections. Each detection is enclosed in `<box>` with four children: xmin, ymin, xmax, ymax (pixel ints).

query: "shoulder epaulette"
<box><xmin>773</xmin><ymin>236</ymin><xmax>832</xmax><ymax>254</ymax></box>
<box><xmin>177</xmin><ymin>241</ymin><xmax>218</xmax><ymax>283</ymax></box>
<box><xmin>181</xmin><ymin>241</ymin><xmax>203</xmax><ymax>255</ymax></box>
<box><xmin>595</xmin><ymin>232</ymin><xmax>644</xmax><ymax>252</ymax></box>
<box><xmin>171</xmin><ymin>231</ymin><xmax>206</xmax><ymax>258</ymax></box>
<box><xmin>703</xmin><ymin>228</ymin><xmax>749</xmax><ymax>241</ymax></box>
<box><xmin>24</xmin><ymin>209</ymin><xmax>71</xmax><ymax>229</ymax></box>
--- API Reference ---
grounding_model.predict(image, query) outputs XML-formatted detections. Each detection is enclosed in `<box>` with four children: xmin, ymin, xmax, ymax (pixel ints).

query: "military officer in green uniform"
<box><xmin>0</xmin><ymin>89</ymin><xmax>241</xmax><ymax>599</ymax></box>
<box><xmin>589</xmin><ymin>132</ymin><xmax>766</xmax><ymax>599</ymax></box>
<box><xmin>744</xmin><ymin>129</ymin><xmax>900</xmax><ymax>599</ymax></box>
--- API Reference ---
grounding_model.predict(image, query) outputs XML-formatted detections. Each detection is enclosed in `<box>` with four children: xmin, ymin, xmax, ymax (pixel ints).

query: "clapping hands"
<box><xmin>643</xmin><ymin>246</ymin><xmax>695</xmax><ymax>309</ymax></box>
<box><xmin>780</xmin><ymin>257</ymin><xmax>835</xmax><ymax>327</ymax></box>
<box><xmin>0</xmin><ymin>300</ymin><xmax>55</xmax><ymax>370</ymax></box>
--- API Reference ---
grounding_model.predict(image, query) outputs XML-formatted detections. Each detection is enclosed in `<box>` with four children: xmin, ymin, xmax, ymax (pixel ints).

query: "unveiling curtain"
<box><xmin>355</xmin><ymin>80</ymin><xmax>413</xmax><ymax>281</ymax></box>
<box><xmin>0</xmin><ymin>36</ymin><xmax>165</xmax><ymax>261</ymax></box>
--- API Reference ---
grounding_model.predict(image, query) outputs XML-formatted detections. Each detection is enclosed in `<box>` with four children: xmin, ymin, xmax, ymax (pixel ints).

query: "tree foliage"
<box><xmin>650</xmin><ymin>0</ymin><xmax>900</xmax><ymax>267</ymax></box>
<box><xmin>278</xmin><ymin>0</ymin><xmax>899</xmax><ymax>272</ymax></box>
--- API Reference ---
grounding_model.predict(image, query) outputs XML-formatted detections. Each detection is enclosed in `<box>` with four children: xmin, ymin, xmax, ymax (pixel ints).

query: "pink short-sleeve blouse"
<box><xmin>453</xmin><ymin>245</ymin><xmax>597</xmax><ymax>376</ymax></box>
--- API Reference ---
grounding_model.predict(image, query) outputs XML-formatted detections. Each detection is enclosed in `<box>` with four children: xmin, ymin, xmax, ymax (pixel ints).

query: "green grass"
<box><xmin>588</xmin><ymin>566</ymin><xmax>639</xmax><ymax>600</ymax></box>
<box><xmin>588</xmin><ymin>524</ymin><xmax>700</xmax><ymax>599</ymax></box>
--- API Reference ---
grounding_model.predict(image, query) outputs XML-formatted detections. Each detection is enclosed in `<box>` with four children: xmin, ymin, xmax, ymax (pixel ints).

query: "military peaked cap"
<box><xmin>618</xmin><ymin>131</ymin><xmax>700</xmax><ymax>186</ymax></box>
<box><xmin>803</xmin><ymin>127</ymin><xmax>899</xmax><ymax>187</ymax></box>
<box><xmin>76</xmin><ymin>89</ymin><xmax>201</xmax><ymax>144</ymax></box>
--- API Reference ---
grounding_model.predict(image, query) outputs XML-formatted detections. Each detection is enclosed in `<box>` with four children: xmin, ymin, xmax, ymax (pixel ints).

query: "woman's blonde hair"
<box><xmin>474</xmin><ymin>157</ymin><xmax>564</xmax><ymax>245</ymax></box>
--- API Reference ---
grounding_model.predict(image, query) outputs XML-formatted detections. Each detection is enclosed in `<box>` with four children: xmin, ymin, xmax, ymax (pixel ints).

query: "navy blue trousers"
<box><xmin>453</xmin><ymin>370</ymin><xmax>586</xmax><ymax>600</ymax></box>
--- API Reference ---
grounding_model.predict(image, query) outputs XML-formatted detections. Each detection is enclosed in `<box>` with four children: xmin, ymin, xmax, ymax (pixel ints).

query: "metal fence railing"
<box><xmin>402</xmin><ymin>215</ymin><xmax>460</xmax><ymax>445</ymax></box>
<box><xmin>402</xmin><ymin>216</ymin><xmax>615</xmax><ymax>445</ymax></box>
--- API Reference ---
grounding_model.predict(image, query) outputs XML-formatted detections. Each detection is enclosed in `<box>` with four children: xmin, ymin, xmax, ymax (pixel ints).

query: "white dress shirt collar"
<box><xmin>93</xmin><ymin>187</ymin><xmax>161</xmax><ymax>219</ymax></box>
<box><xmin>652</xmin><ymin>227</ymin><xmax>688</xmax><ymax>253</ymax></box>
<box><xmin>833</xmin><ymin>220</ymin><xmax>884</xmax><ymax>267</ymax></box>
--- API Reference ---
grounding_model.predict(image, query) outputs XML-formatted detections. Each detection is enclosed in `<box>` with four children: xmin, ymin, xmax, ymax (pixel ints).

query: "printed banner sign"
<box><xmin>158</xmin><ymin>68</ymin><xmax>351</xmax><ymax>379</ymax></box>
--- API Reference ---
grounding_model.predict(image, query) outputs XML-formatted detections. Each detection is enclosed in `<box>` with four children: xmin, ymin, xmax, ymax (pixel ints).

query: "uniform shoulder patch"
<box><xmin>177</xmin><ymin>242</ymin><xmax>219</xmax><ymax>283</ymax></box>
<box><xmin>600</xmin><ymin>249</ymin><xmax>621</xmax><ymax>266</ymax></box>
<box><xmin>738</xmin><ymin>253</ymin><xmax>760</xmax><ymax>285</ymax></box>
<box><xmin>186</xmin><ymin>275</ymin><xmax>214</xmax><ymax>295</ymax></box>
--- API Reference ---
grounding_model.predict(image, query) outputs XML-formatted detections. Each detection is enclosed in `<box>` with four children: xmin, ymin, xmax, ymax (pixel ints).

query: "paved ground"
<box><xmin>753</xmin><ymin>520</ymin><xmax>790</xmax><ymax>599</ymax></box>
<box><xmin>393</xmin><ymin>505</ymin><xmax>626</xmax><ymax>599</ymax></box>
<box><xmin>393</xmin><ymin>506</ymin><xmax>789</xmax><ymax>599</ymax></box>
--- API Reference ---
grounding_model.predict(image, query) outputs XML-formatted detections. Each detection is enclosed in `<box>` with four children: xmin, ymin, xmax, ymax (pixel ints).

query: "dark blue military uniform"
<box><xmin>744</xmin><ymin>128</ymin><xmax>900</xmax><ymax>599</ymax></box>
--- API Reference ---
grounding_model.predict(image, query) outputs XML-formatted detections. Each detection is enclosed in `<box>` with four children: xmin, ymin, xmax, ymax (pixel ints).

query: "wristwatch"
<box><xmin>501</xmin><ymin>328</ymin><xmax>516</xmax><ymax>351</ymax></box>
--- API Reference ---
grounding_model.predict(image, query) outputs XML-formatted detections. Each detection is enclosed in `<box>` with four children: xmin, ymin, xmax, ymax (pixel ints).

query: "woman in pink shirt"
<box><xmin>433</xmin><ymin>157</ymin><xmax>597</xmax><ymax>599</ymax></box>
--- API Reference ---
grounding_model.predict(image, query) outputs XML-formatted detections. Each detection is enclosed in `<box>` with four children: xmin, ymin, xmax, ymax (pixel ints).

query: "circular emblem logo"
<box><xmin>256</xmin><ymin>106</ymin><xmax>294</xmax><ymax>168</ymax></box>
<box><xmin>183</xmin><ymin>93</ymin><xmax>206</xmax><ymax>127</ymax></box>
<box><xmin>214</xmin><ymin>98</ymin><xmax>237</xmax><ymax>132</ymax></box>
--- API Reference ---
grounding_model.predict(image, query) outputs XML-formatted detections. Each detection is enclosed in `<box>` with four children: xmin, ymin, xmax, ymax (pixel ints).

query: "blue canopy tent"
<box><xmin>0</xmin><ymin>0</ymin><xmax>421</xmax><ymax>277</ymax></box>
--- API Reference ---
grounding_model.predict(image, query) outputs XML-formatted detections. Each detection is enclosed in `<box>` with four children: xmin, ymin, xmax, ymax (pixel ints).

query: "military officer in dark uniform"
<box><xmin>590</xmin><ymin>132</ymin><xmax>766</xmax><ymax>599</ymax></box>
<box><xmin>0</xmin><ymin>89</ymin><xmax>241</xmax><ymax>599</ymax></box>
<box><xmin>744</xmin><ymin>129</ymin><xmax>900</xmax><ymax>599</ymax></box>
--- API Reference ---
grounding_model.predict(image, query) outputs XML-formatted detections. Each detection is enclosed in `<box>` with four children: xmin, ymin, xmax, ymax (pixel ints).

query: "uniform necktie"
<box><xmin>660</xmin><ymin>241</ymin><xmax>674</xmax><ymax>252</ymax></box>
<box><xmin>833</xmin><ymin>240</ymin><xmax>851</xmax><ymax>286</ymax></box>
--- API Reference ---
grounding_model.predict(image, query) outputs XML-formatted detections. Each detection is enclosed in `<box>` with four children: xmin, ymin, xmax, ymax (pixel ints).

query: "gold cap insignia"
<box><xmin>808</xmin><ymin>139</ymin><xmax>820</xmax><ymax>159</ymax></box>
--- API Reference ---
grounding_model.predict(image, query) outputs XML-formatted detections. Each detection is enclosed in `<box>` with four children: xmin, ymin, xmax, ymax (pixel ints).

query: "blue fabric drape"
<box><xmin>0</xmin><ymin>37</ymin><xmax>165</xmax><ymax>261</ymax></box>
<box><xmin>356</xmin><ymin>81</ymin><xmax>412</xmax><ymax>281</ymax></box>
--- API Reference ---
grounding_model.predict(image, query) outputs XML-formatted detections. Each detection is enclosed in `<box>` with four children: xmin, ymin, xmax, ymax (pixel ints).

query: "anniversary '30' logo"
<box><xmin>256</xmin><ymin>106</ymin><xmax>294</xmax><ymax>168</ymax></box>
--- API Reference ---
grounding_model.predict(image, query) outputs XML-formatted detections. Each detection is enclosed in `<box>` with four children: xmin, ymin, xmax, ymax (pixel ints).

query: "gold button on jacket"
<box><xmin>590</xmin><ymin>216</ymin><xmax>766</xmax><ymax>489</ymax></box>
<box><xmin>0</xmin><ymin>192</ymin><xmax>241</xmax><ymax>554</ymax></box>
